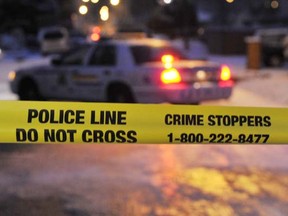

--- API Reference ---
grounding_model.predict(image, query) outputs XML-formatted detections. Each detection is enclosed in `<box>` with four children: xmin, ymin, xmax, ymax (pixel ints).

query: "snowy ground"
<box><xmin>210</xmin><ymin>55</ymin><xmax>288</xmax><ymax>106</ymax></box>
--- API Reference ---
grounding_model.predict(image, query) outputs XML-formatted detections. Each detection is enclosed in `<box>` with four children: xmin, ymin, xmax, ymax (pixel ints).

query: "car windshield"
<box><xmin>130</xmin><ymin>45</ymin><xmax>187</xmax><ymax>65</ymax></box>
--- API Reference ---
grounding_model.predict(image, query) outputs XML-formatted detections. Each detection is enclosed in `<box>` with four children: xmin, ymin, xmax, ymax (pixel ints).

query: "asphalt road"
<box><xmin>1</xmin><ymin>144</ymin><xmax>288</xmax><ymax>216</ymax></box>
<box><xmin>1</xmin><ymin>57</ymin><xmax>288</xmax><ymax>216</ymax></box>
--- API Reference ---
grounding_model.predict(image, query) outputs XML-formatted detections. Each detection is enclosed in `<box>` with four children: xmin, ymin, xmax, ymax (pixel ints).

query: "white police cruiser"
<box><xmin>9</xmin><ymin>38</ymin><xmax>233</xmax><ymax>104</ymax></box>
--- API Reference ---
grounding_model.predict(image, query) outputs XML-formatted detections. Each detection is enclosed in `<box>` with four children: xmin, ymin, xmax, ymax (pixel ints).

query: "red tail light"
<box><xmin>90</xmin><ymin>33</ymin><xmax>100</xmax><ymax>42</ymax></box>
<box><xmin>161</xmin><ymin>68</ymin><xmax>182</xmax><ymax>84</ymax></box>
<box><xmin>220</xmin><ymin>65</ymin><xmax>231</xmax><ymax>81</ymax></box>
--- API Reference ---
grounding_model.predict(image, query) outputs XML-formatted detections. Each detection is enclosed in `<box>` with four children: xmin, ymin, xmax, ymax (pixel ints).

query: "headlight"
<box><xmin>8</xmin><ymin>71</ymin><xmax>16</xmax><ymax>81</ymax></box>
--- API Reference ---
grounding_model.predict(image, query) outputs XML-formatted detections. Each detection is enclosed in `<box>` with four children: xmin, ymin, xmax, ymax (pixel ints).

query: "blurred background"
<box><xmin>0</xmin><ymin>0</ymin><xmax>287</xmax><ymax>55</ymax></box>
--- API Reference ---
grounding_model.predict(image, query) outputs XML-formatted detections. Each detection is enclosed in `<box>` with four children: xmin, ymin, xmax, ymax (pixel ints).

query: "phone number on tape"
<box><xmin>167</xmin><ymin>133</ymin><xmax>270</xmax><ymax>144</ymax></box>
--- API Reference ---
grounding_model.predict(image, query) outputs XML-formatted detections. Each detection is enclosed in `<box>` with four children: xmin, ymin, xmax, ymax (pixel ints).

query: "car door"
<box><xmin>47</xmin><ymin>45</ymin><xmax>92</xmax><ymax>100</ymax></box>
<box><xmin>73</xmin><ymin>43</ymin><xmax>118</xmax><ymax>101</ymax></box>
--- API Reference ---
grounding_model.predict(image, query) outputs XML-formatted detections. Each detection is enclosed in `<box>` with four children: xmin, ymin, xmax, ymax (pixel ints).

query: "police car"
<box><xmin>9</xmin><ymin>38</ymin><xmax>233</xmax><ymax>104</ymax></box>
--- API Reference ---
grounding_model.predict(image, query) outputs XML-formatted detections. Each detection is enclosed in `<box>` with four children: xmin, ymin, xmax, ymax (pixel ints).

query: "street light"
<box><xmin>271</xmin><ymin>0</ymin><xmax>279</xmax><ymax>9</ymax></box>
<box><xmin>163</xmin><ymin>0</ymin><xmax>173</xmax><ymax>4</ymax></box>
<box><xmin>110</xmin><ymin>0</ymin><xmax>120</xmax><ymax>6</ymax></box>
<box><xmin>158</xmin><ymin>0</ymin><xmax>173</xmax><ymax>5</ymax></box>
<box><xmin>79</xmin><ymin>5</ymin><xmax>88</xmax><ymax>15</ymax></box>
<box><xmin>100</xmin><ymin>6</ymin><xmax>109</xmax><ymax>21</ymax></box>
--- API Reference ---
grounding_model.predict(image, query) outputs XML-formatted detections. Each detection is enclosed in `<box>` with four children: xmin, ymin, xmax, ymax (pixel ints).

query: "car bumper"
<box><xmin>135</xmin><ymin>81</ymin><xmax>233</xmax><ymax>104</ymax></box>
<box><xmin>165</xmin><ymin>85</ymin><xmax>232</xmax><ymax>104</ymax></box>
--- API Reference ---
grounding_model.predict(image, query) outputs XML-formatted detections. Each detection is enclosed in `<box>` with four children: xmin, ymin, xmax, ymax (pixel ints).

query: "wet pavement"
<box><xmin>0</xmin><ymin>144</ymin><xmax>288</xmax><ymax>216</ymax></box>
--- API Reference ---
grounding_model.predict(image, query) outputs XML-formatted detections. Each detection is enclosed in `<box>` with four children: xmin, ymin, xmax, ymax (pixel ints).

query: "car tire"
<box><xmin>107</xmin><ymin>84</ymin><xmax>135</xmax><ymax>103</ymax></box>
<box><xmin>18</xmin><ymin>80</ymin><xmax>42</xmax><ymax>101</ymax></box>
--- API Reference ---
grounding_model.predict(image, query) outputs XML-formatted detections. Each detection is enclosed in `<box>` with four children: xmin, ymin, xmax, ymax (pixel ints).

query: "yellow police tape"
<box><xmin>0</xmin><ymin>101</ymin><xmax>287</xmax><ymax>144</ymax></box>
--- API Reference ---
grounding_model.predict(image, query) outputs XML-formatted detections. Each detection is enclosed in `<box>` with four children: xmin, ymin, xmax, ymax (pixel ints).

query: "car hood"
<box><xmin>16</xmin><ymin>64</ymin><xmax>53</xmax><ymax>73</ymax></box>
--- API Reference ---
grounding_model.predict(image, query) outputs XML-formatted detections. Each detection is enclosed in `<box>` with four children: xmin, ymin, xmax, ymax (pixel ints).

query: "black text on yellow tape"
<box><xmin>0</xmin><ymin>101</ymin><xmax>286</xmax><ymax>144</ymax></box>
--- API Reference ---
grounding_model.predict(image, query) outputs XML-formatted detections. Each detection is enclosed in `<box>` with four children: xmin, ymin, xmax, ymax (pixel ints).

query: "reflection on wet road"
<box><xmin>0</xmin><ymin>145</ymin><xmax>288</xmax><ymax>215</ymax></box>
<box><xmin>145</xmin><ymin>146</ymin><xmax>288</xmax><ymax>215</ymax></box>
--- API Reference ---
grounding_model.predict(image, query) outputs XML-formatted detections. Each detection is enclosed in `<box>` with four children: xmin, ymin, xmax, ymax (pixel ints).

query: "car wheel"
<box><xmin>19</xmin><ymin>80</ymin><xmax>42</xmax><ymax>101</ymax></box>
<box><xmin>107</xmin><ymin>85</ymin><xmax>135</xmax><ymax>103</ymax></box>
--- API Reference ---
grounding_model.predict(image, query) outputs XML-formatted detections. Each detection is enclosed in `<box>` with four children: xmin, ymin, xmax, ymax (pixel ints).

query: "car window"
<box><xmin>43</xmin><ymin>31</ymin><xmax>65</xmax><ymax>40</ymax></box>
<box><xmin>130</xmin><ymin>45</ymin><xmax>187</xmax><ymax>65</ymax></box>
<box><xmin>60</xmin><ymin>45</ymin><xmax>90</xmax><ymax>65</ymax></box>
<box><xmin>89</xmin><ymin>45</ymin><xmax>116</xmax><ymax>66</ymax></box>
